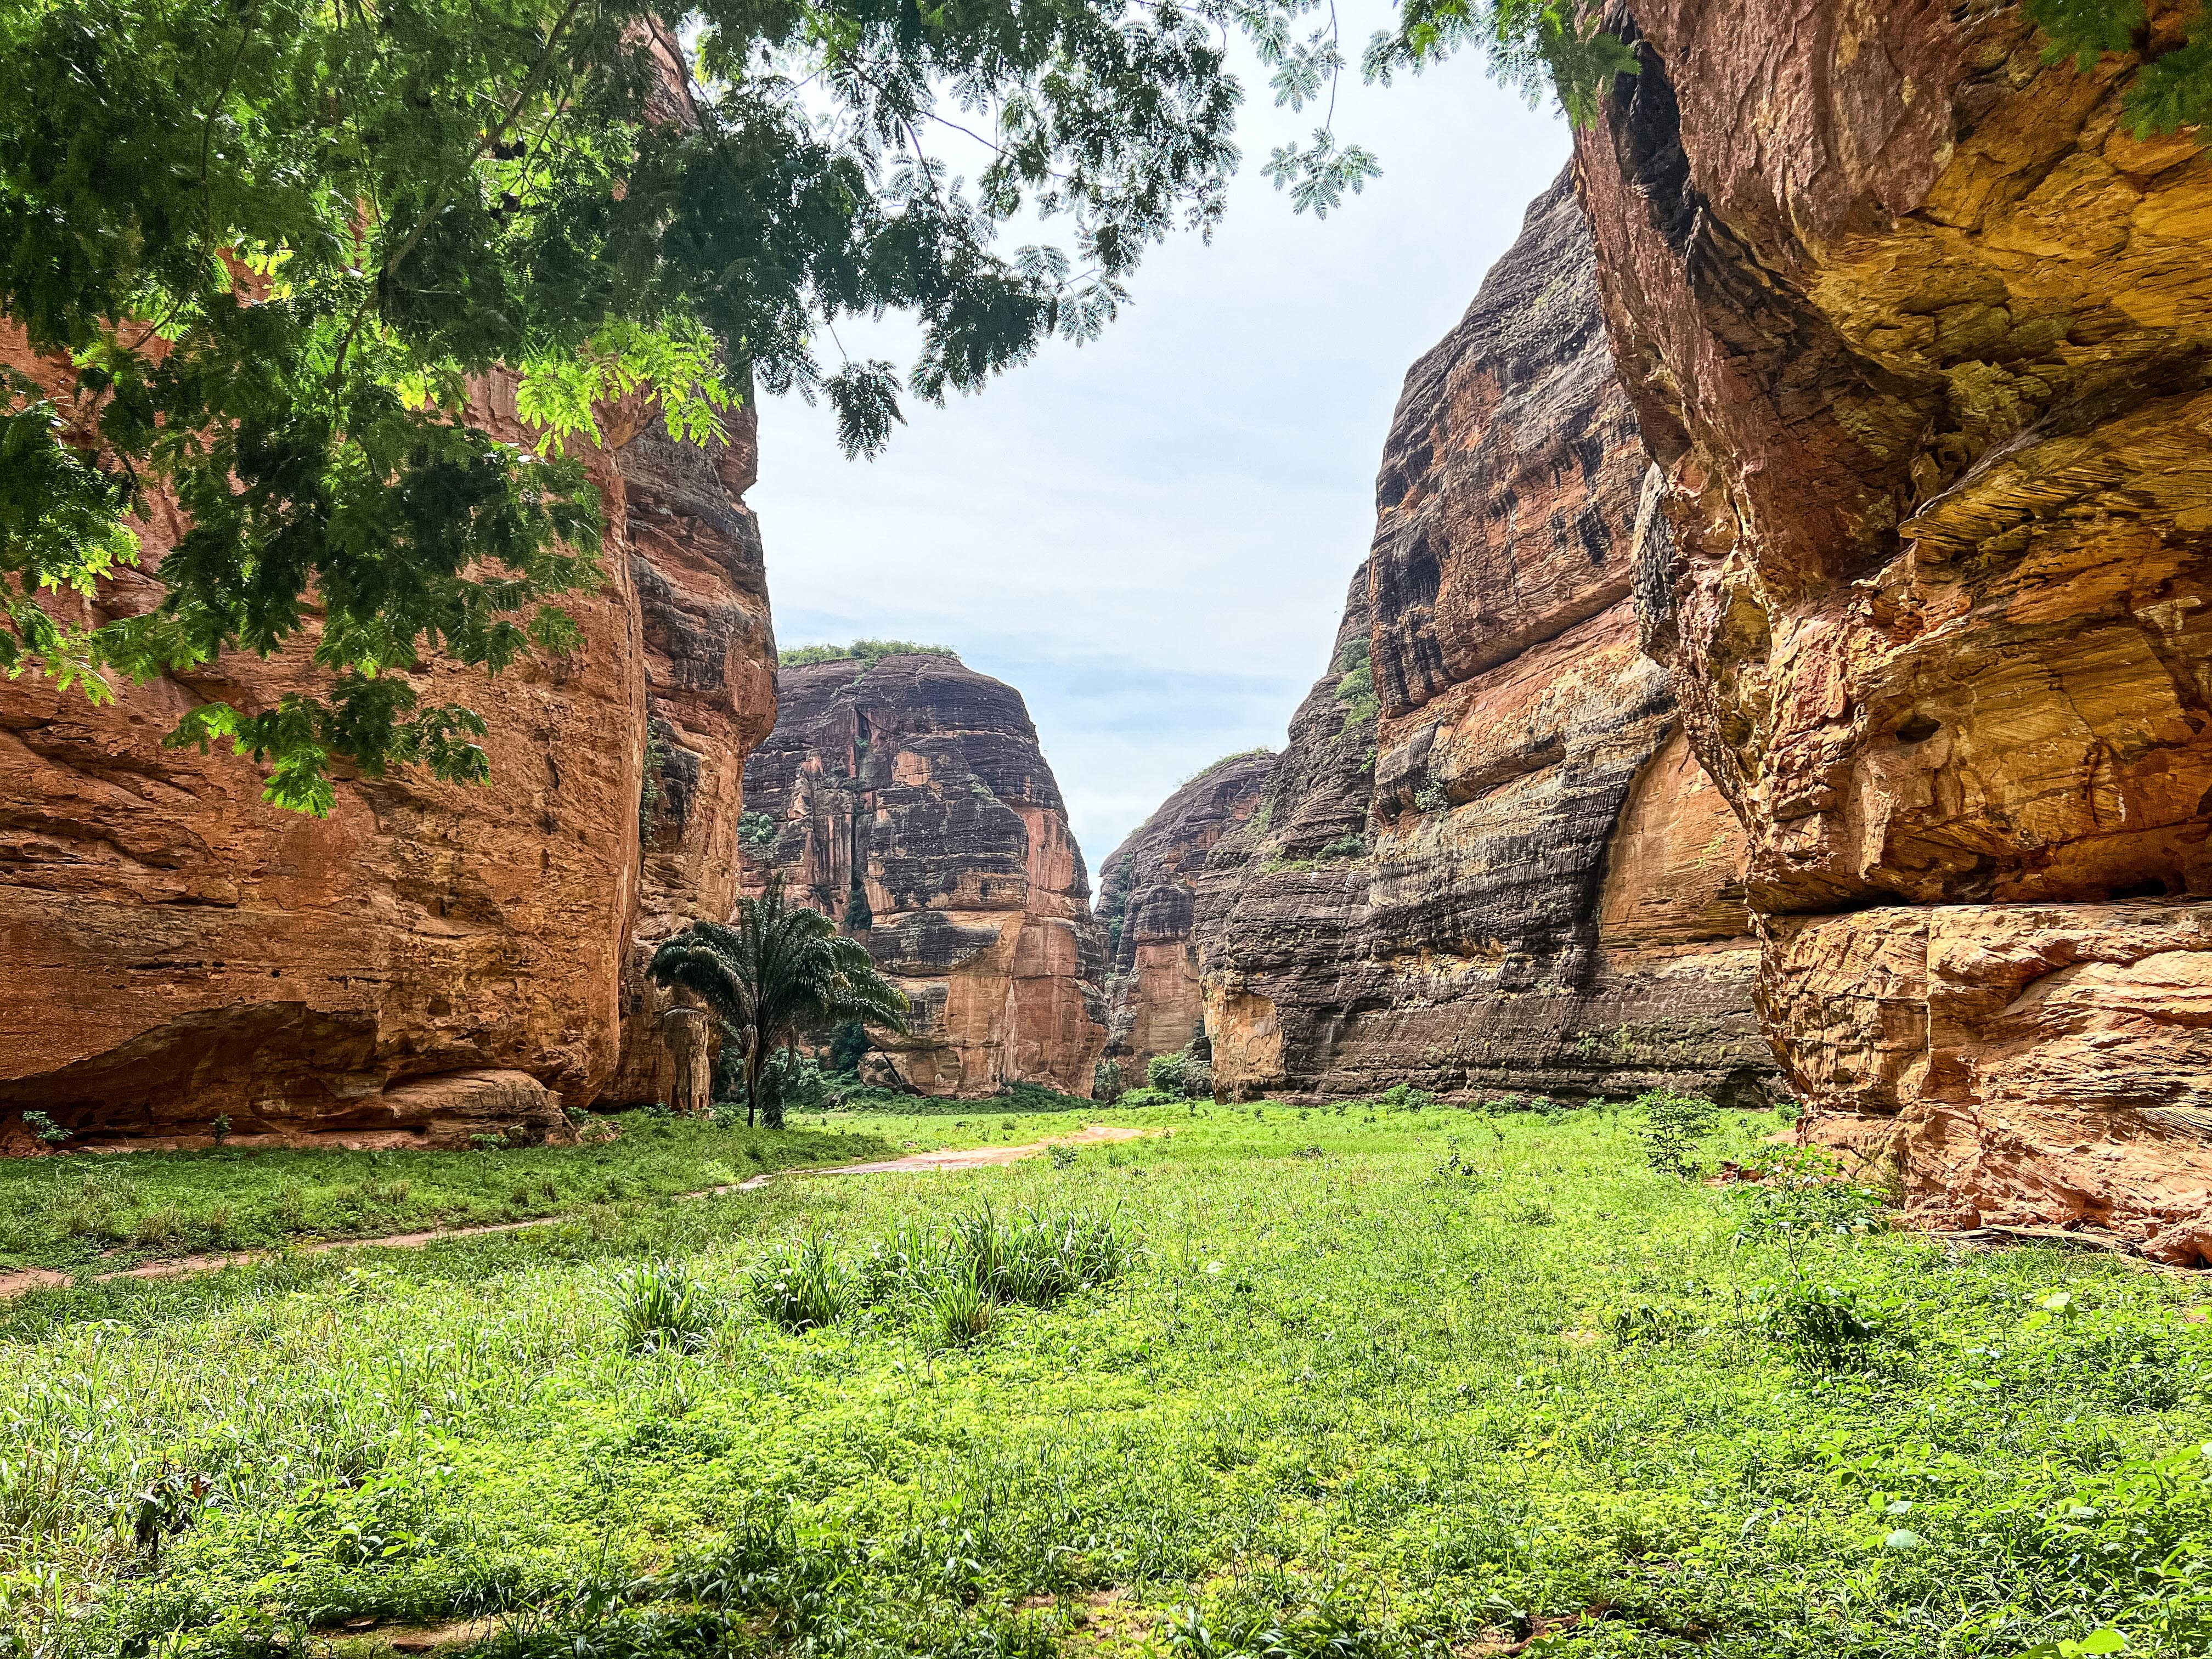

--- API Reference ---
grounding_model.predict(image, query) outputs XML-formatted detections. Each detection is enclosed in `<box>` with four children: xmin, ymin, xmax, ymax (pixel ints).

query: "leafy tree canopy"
<box><xmin>778</xmin><ymin>638</ymin><xmax>957</xmax><ymax>668</ymax></box>
<box><xmin>10</xmin><ymin>0</ymin><xmax>2188</xmax><ymax>814</ymax></box>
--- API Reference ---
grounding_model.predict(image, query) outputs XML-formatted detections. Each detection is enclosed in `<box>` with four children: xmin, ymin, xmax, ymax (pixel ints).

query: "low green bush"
<box><xmin>607</xmin><ymin>1259</ymin><xmax>719</xmax><ymax>1354</ymax></box>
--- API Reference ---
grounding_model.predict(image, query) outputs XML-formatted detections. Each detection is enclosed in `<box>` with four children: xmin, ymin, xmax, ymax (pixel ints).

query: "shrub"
<box><xmin>1606</xmin><ymin>1300</ymin><xmax>1699</xmax><ymax>1345</ymax></box>
<box><xmin>751</xmin><ymin>1234</ymin><xmax>851</xmax><ymax>1331</ymax></box>
<box><xmin>1733</xmin><ymin>1146</ymin><xmax>1887</xmax><ymax>1241</ymax></box>
<box><xmin>1757</xmin><ymin>1278</ymin><xmax>1884</xmax><ymax>1372</ymax></box>
<box><xmin>1635</xmin><ymin>1089</ymin><xmax>1718</xmax><ymax>1175</ymax></box>
<box><xmin>1375</xmin><ymin>1083</ymin><xmax>1435</xmax><ymax>1113</ymax></box>
<box><xmin>1148</xmin><ymin>1047</ymin><xmax>1213</xmax><ymax>1099</ymax></box>
<box><xmin>1094</xmin><ymin>1057</ymin><xmax>1124</xmax><ymax>1104</ymax></box>
<box><xmin>609</xmin><ymin>1260</ymin><xmax>719</xmax><ymax>1354</ymax></box>
<box><xmin>20</xmin><ymin>1110</ymin><xmax>69</xmax><ymax>1147</ymax></box>
<box><xmin>778</xmin><ymin>639</ymin><xmax>956</xmax><ymax>668</ymax></box>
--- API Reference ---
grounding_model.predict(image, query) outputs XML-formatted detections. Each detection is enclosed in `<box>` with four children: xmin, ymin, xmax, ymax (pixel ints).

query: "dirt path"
<box><xmin>0</xmin><ymin>1123</ymin><xmax>1158</xmax><ymax>1301</ymax></box>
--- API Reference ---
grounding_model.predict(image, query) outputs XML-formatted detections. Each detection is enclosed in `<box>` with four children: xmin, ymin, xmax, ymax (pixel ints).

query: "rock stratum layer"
<box><xmin>0</xmin><ymin>351</ymin><xmax>774</xmax><ymax>1147</ymax></box>
<box><xmin>741</xmin><ymin>653</ymin><xmax>1107</xmax><ymax>1097</ymax></box>
<box><xmin>1190</xmin><ymin>172</ymin><xmax>1778</xmax><ymax>1104</ymax></box>
<box><xmin>1096</xmin><ymin>752</ymin><xmax>1274</xmax><ymax>1082</ymax></box>
<box><xmin>1576</xmin><ymin>0</ymin><xmax>2212</xmax><ymax>1250</ymax></box>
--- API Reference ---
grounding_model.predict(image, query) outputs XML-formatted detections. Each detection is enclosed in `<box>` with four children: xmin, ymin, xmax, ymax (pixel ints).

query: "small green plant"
<box><xmin>1635</xmin><ymin>1089</ymin><xmax>1718</xmax><ymax>1176</ymax></box>
<box><xmin>1757</xmin><ymin>1278</ymin><xmax>1884</xmax><ymax>1372</ymax></box>
<box><xmin>608</xmin><ymin>1260</ymin><xmax>719</xmax><ymax>1355</ymax></box>
<box><xmin>1332</xmin><ymin>637</ymin><xmax>1378</xmax><ymax>732</ymax></box>
<box><xmin>1606</xmin><ymin>1300</ymin><xmax>1696</xmax><ymax>1346</ymax></box>
<box><xmin>1375</xmin><ymin>1082</ymin><xmax>1434</xmax><ymax>1113</ymax></box>
<box><xmin>19</xmin><ymin>1110</ymin><xmax>69</xmax><ymax>1147</ymax></box>
<box><xmin>210</xmin><ymin>1114</ymin><xmax>232</xmax><ymax>1147</ymax></box>
<box><xmin>468</xmin><ymin>1132</ymin><xmax>510</xmax><ymax>1153</ymax></box>
<box><xmin>1094</xmin><ymin>1057</ymin><xmax>1124</xmax><ymax>1104</ymax></box>
<box><xmin>751</xmin><ymin>1233</ymin><xmax>851</xmax><ymax>1331</ymax></box>
<box><xmin>1413</xmin><ymin>780</ymin><xmax>1447</xmax><ymax>814</ymax></box>
<box><xmin>1048</xmin><ymin>1144</ymin><xmax>1079</xmax><ymax>1170</ymax></box>
<box><xmin>737</xmin><ymin>810</ymin><xmax>780</xmax><ymax>853</ymax></box>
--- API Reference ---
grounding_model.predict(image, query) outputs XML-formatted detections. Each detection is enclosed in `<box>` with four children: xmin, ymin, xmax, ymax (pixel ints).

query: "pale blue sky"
<box><xmin>749</xmin><ymin>19</ymin><xmax>1571</xmax><ymax>876</ymax></box>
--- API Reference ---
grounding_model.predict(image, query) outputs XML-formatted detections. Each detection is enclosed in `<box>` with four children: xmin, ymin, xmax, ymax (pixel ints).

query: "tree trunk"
<box><xmin>661</xmin><ymin>1007</ymin><xmax>713</xmax><ymax>1116</ymax></box>
<box><xmin>743</xmin><ymin>1034</ymin><xmax>762</xmax><ymax>1130</ymax></box>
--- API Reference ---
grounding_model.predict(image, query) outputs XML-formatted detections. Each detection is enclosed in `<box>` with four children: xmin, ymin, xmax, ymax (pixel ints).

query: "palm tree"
<box><xmin>649</xmin><ymin>875</ymin><xmax>908</xmax><ymax>1127</ymax></box>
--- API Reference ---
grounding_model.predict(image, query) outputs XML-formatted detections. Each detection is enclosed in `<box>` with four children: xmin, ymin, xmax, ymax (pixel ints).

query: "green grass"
<box><xmin>0</xmin><ymin>1102</ymin><xmax>1165</xmax><ymax>1274</ymax></box>
<box><xmin>3</xmin><ymin>1101</ymin><xmax>2210</xmax><ymax>1658</ymax></box>
<box><xmin>0</xmin><ymin>1116</ymin><xmax>902</xmax><ymax>1273</ymax></box>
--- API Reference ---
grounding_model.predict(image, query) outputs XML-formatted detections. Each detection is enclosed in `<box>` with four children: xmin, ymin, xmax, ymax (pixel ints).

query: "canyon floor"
<box><xmin>4</xmin><ymin>1103</ymin><xmax>2210</xmax><ymax>1657</ymax></box>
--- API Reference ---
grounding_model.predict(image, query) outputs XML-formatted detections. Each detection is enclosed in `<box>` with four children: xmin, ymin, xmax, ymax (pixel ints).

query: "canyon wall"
<box><xmin>1576</xmin><ymin>0</ymin><xmax>2212</xmax><ymax>1251</ymax></box>
<box><xmin>1189</xmin><ymin>171</ymin><xmax>1778</xmax><ymax>1104</ymax></box>
<box><xmin>1096</xmin><ymin>751</ymin><xmax>1274</xmax><ymax>1083</ymax></box>
<box><xmin>0</xmin><ymin>352</ymin><xmax>774</xmax><ymax>1147</ymax></box>
<box><xmin>741</xmin><ymin>652</ymin><xmax>1108</xmax><ymax>1097</ymax></box>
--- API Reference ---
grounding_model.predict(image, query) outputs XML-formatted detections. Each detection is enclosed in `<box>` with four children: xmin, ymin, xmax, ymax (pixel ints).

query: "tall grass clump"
<box><xmin>750</xmin><ymin>1233</ymin><xmax>851</xmax><ymax>1331</ymax></box>
<box><xmin>607</xmin><ymin>1260</ymin><xmax>719</xmax><ymax>1353</ymax></box>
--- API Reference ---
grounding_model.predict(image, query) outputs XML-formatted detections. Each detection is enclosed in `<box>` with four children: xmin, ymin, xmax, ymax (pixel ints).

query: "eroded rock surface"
<box><xmin>741</xmin><ymin>653</ymin><xmax>1107</xmax><ymax>1097</ymax></box>
<box><xmin>1190</xmin><ymin>171</ymin><xmax>1776</xmax><ymax>1104</ymax></box>
<box><xmin>1096</xmin><ymin>751</ymin><xmax>1274</xmax><ymax>1083</ymax></box>
<box><xmin>0</xmin><ymin>343</ymin><xmax>775</xmax><ymax>1146</ymax></box>
<box><xmin>1576</xmin><ymin>0</ymin><xmax>2212</xmax><ymax>1242</ymax></box>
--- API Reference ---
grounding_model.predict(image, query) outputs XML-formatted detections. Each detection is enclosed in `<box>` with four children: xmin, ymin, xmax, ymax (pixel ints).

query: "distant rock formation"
<box><xmin>1189</xmin><ymin>170</ymin><xmax>1779</xmax><ymax>1104</ymax></box>
<box><xmin>0</xmin><ymin>347</ymin><xmax>775</xmax><ymax>1147</ymax></box>
<box><xmin>1573</xmin><ymin>0</ymin><xmax>2212</xmax><ymax>1249</ymax></box>
<box><xmin>741</xmin><ymin>652</ymin><xmax>1108</xmax><ymax>1097</ymax></box>
<box><xmin>1096</xmin><ymin>752</ymin><xmax>1274</xmax><ymax>1084</ymax></box>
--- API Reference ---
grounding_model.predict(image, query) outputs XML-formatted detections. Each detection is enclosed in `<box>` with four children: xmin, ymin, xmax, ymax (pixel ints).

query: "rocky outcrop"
<box><xmin>1096</xmin><ymin>751</ymin><xmax>1274</xmax><ymax>1082</ymax></box>
<box><xmin>741</xmin><ymin>652</ymin><xmax>1108</xmax><ymax>1097</ymax></box>
<box><xmin>1191</xmin><ymin>171</ymin><xmax>1778</xmax><ymax>1104</ymax></box>
<box><xmin>0</xmin><ymin>354</ymin><xmax>774</xmax><ymax>1147</ymax></box>
<box><xmin>1575</xmin><ymin>0</ymin><xmax>2212</xmax><ymax>1245</ymax></box>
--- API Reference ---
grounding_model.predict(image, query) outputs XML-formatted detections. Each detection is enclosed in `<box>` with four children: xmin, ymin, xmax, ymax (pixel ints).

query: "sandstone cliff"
<box><xmin>0</xmin><ymin>351</ymin><xmax>775</xmax><ymax>1147</ymax></box>
<box><xmin>1097</xmin><ymin>751</ymin><xmax>1274</xmax><ymax>1082</ymax></box>
<box><xmin>1576</xmin><ymin>0</ymin><xmax>2212</xmax><ymax>1251</ymax></box>
<box><xmin>741</xmin><ymin>652</ymin><xmax>1108</xmax><ymax>1097</ymax></box>
<box><xmin>1191</xmin><ymin>171</ymin><xmax>1778</xmax><ymax>1104</ymax></box>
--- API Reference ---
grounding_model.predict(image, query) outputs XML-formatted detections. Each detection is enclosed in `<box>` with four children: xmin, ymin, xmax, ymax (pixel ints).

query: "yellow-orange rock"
<box><xmin>741</xmin><ymin>652</ymin><xmax>1107</xmax><ymax>1097</ymax></box>
<box><xmin>1576</xmin><ymin>0</ymin><xmax>2212</xmax><ymax>1240</ymax></box>
<box><xmin>0</xmin><ymin>338</ymin><xmax>775</xmax><ymax>1144</ymax></box>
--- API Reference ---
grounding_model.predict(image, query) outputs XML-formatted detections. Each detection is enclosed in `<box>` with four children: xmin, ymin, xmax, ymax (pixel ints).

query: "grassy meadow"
<box><xmin>3</xmin><ymin>1098</ymin><xmax>2210</xmax><ymax>1658</ymax></box>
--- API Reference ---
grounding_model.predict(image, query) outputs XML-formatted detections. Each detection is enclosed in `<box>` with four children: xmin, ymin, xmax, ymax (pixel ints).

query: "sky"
<box><xmin>748</xmin><ymin>13</ymin><xmax>1571</xmax><ymax>879</ymax></box>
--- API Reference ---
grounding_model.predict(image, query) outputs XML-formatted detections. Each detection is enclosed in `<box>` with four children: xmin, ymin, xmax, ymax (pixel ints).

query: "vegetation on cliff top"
<box><xmin>5</xmin><ymin>1100</ymin><xmax>2209</xmax><ymax>1656</ymax></box>
<box><xmin>779</xmin><ymin>640</ymin><xmax>961</xmax><ymax>669</ymax></box>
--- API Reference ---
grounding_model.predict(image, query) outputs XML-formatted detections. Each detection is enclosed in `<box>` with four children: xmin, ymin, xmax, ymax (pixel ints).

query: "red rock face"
<box><xmin>741</xmin><ymin>653</ymin><xmax>1108</xmax><ymax>1097</ymax></box>
<box><xmin>1192</xmin><ymin>173</ymin><xmax>1776</xmax><ymax>1103</ymax></box>
<box><xmin>1576</xmin><ymin>0</ymin><xmax>2212</xmax><ymax>1242</ymax></box>
<box><xmin>0</xmin><ymin>337</ymin><xmax>775</xmax><ymax>1146</ymax></box>
<box><xmin>1096</xmin><ymin>752</ymin><xmax>1274</xmax><ymax>1084</ymax></box>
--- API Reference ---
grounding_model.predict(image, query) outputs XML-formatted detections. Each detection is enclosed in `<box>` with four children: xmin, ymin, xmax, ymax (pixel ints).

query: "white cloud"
<box><xmin>748</xmin><ymin>17</ymin><xmax>1571</xmax><ymax>873</ymax></box>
